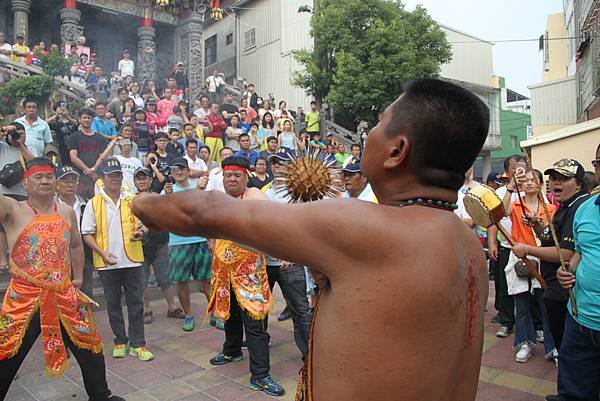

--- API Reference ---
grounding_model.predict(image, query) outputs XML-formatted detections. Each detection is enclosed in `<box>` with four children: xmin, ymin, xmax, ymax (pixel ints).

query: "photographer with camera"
<box><xmin>46</xmin><ymin>102</ymin><xmax>78</xmax><ymax>165</ymax></box>
<box><xmin>0</xmin><ymin>122</ymin><xmax>34</xmax><ymax>270</ymax></box>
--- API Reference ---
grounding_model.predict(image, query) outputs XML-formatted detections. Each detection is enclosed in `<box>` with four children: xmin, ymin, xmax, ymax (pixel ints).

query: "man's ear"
<box><xmin>382</xmin><ymin>135</ymin><xmax>409</xmax><ymax>170</ymax></box>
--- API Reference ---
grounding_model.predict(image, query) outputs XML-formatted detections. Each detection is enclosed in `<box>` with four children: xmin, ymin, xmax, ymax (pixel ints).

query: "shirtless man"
<box><xmin>132</xmin><ymin>78</ymin><xmax>490</xmax><ymax>401</ymax></box>
<box><xmin>0</xmin><ymin>157</ymin><xmax>123</xmax><ymax>401</ymax></box>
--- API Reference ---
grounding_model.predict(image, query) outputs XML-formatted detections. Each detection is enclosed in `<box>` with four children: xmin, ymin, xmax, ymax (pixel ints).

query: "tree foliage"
<box><xmin>0</xmin><ymin>76</ymin><xmax>54</xmax><ymax>107</ymax></box>
<box><xmin>40</xmin><ymin>49</ymin><xmax>72</xmax><ymax>78</ymax></box>
<box><xmin>292</xmin><ymin>0</ymin><xmax>452</xmax><ymax>125</ymax></box>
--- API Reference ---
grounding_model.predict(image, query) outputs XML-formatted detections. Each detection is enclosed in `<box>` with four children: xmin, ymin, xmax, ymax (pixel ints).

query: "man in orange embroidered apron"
<box><xmin>0</xmin><ymin>157</ymin><xmax>124</xmax><ymax>401</ymax></box>
<box><xmin>206</xmin><ymin>157</ymin><xmax>285</xmax><ymax>397</ymax></box>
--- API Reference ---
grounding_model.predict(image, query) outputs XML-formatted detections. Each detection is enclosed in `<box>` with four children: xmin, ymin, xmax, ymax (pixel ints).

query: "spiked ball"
<box><xmin>274</xmin><ymin>150</ymin><xmax>342</xmax><ymax>203</ymax></box>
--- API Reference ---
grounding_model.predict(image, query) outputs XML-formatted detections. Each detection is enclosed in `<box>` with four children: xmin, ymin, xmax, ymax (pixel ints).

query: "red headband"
<box><xmin>24</xmin><ymin>165</ymin><xmax>55</xmax><ymax>179</ymax></box>
<box><xmin>223</xmin><ymin>165</ymin><xmax>247</xmax><ymax>174</ymax></box>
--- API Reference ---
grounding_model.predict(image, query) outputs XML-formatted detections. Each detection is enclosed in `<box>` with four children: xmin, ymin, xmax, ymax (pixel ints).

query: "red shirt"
<box><xmin>207</xmin><ymin>114</ymin><xmax>227</xmax><ymax>139</ymax></box>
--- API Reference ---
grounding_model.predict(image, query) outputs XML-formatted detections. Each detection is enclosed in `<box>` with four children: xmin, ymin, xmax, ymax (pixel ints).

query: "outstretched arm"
<box><xmin>132</xmin><ymin>191</ymin><xmax>379</xmax><ymax>278</ymax></box>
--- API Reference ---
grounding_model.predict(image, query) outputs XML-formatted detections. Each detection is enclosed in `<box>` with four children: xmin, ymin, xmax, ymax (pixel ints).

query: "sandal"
<box><xmin>167</xmin><ymin>308</ymin><xmax>185</xmax><ymax>319</ymax></box>
<box><xmin>144</xmin><ymin>311</ymin><xmax>153</xmax><ymax>324</ymax></box>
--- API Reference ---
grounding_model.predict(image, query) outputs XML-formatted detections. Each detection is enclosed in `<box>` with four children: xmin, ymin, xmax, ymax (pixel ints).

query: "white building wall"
<box><xmin>528</xmin><ymin>76</ymin><xmax>577</xmax><ymax>127</ymax></box>
<box><xmin>237</xmin><ymin>0</ymin><xmax>312</xmax><ymax>111</ymax></box>
<box><xmin>440</xmin><ymin>25</ymin><xmax>494</xmax><ymax>87</ymax></box>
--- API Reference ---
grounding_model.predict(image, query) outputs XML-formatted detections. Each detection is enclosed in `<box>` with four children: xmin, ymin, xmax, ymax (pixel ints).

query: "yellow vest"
<box><xmin>90</xmin><ymin>193</ymin><xmax>144</xmax><ymax>269</ymax></box>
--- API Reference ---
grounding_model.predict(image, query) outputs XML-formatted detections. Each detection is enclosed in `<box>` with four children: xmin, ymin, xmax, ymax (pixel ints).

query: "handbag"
<box><xmin>514</xmin><ymin>258</ymin><xmax>539</xmax><ymax>278</ymax></box>
<box><xmin>0</xmin><ymin>155</ymin><xmax>25</xmax><ymax>188</ymax></box>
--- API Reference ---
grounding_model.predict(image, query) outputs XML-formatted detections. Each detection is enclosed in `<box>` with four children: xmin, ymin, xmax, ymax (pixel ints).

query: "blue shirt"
<box><xmin>14</xmin><ymin>116</ymin><xmax>53</xmax><ymax>158</ymax></box>
<box><xmin>571</xmin><ymin>193</ymin><xmax>600</xmax><ymax>330</ymax></box>
<box><xmin>239</xmin><ymin>122</ymin><xmax>251</xmax><ymax>133</ymax></box>
<box><xmin>162</xmin><ymin>182</ymin><xmax>207</xmax><ymax>245</ymax></box>
<box><xmin>233</xmin><ymin>149</ymin><xmax>259</xmax><ymax>166</ymax></box>
<box><xmin>91</xmin><ymin>117</ymin><xmax>117</xmax><ymax>137</ymax></box>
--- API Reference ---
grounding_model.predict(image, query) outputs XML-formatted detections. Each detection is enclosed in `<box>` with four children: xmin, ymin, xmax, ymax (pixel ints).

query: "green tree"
<box><xmin>293</xmin><ymin>0</ymin><xmax>451</xmax><ymax>125</ymax></box>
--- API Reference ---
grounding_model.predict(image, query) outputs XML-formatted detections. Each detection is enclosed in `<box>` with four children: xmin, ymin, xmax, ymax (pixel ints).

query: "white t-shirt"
<box><xmin>206</xmin><ymin>75</ymin><xmax>225</xmax><ymax>93</ymax></box>
<box><xmin>115</xmin><ymin>155</ymin><xmax>143</xmax><ymax>193</ymax></box>
<box><xmin>184</xmin><ymin>155</ymin><xmax>208</xmax><ymax>187</ymax></box>
<box><xmin>455</xmin><ymin>182</ymin><xmax>481</xmax><ymax>220</ymax></box>
<box><xmin>342</xmin><ymin>184</ymin><xmax>377</xmax><ymax>203</ymax></box>
<box><xmin>118</xmin><ymin>59</ymin><xmax>135</xmax><ymax>77</ymax></box>
<box><xmin>0</xmin><ymin>43</ymin><xmax>12</xmax><ymax>60</ymax></box>
<box><xmin>206</xmin><ymin>168</ymin><xmax>225</xmax><ymax>193</ymax></box>
<box><xmin>495</xmin><ymin>185</ymin><xmax>520</xmax><ymax>248</ymax></box>
<box><xmin>81</xmin><ymin>191</ymin><xmax>142</xmax><ymax>270</ymax></box>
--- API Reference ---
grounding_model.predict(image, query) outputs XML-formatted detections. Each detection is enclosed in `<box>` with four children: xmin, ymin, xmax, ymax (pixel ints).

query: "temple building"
<box><xmin>0</xmin><ymin>0</ymin><xmax>228</xmax><ymax>101</ymax></box>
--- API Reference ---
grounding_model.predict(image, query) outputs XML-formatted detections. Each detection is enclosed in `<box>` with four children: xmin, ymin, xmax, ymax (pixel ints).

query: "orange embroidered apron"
<box><xmin>206</xmin><ymin>239</ymin><xmax>272</xmax><ymax>321</ymax></box>
<box><xmin>0</xmin><ymin>205</ymin><xmax>102</xmax><ymax>377</ymax></box>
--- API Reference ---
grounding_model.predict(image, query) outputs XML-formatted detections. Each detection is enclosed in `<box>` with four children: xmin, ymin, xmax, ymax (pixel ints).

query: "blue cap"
<box><xmin>268</xmin><ymin>150</ymin><xmax>291</xmax><ymax>162</ymax></box>
<box><xmin>100</xmin><ymin>157</ymin><xmax>122</xmax><ymax>175</ymax></box>
<box><xmin>55</xmin><ymin>165</ymin><xmax>80</xmax><ymax>180</ymax></box>
<box><xmin>342</xmin><ymin>158</ymin><xmax>361</xmax><ymax>173</ymax></box>
<box><xmin>486</xmin><ymin>171</ymin><xmax>503</xmax><ymax>185</ymax></box>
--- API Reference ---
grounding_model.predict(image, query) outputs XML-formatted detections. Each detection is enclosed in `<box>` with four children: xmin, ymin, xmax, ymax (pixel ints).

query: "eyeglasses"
<box><xmin>592</xmin><ymin>159</ymin><xmax>600</xmax><ymax>167</ymax></box>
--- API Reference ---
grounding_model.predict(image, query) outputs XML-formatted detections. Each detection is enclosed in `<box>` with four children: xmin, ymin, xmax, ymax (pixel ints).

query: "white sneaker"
<box><xmin>516</xmin><ymin>343</ymin><xmax>533</xmax><ymax>363</ymax></box>
<box><xmin>536</xmin><ymin>330</ymin><xmax>544</xmax><ymax>343</ymax></box>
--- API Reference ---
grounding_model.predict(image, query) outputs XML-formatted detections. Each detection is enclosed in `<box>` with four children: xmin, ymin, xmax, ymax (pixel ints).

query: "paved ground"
<box><xmin>6</xmin><ymin>282</ymin><xmax>557</xmax><ymax>401</ymax></box>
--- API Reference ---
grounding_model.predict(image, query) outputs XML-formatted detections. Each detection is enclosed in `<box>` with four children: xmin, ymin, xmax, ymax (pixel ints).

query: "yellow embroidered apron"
<box><xmin>206</xmin><ymin>239</ymin><xmax>272</xmax><ymax>321</ymax></box>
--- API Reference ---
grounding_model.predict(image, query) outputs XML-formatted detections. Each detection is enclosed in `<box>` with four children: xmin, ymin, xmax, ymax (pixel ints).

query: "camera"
<box><xmin>164</xmin><ymin>167</ymin><xmax>176</xmax><ymax>185</ymax></box>
<box><xmin>1</xmin><ymin>125</ymin><xmax>23</xmax><ymax>144</ymax></box>
<box><xmin>148</xmin><ymin>156</ymin><xmax>157</xmax><ymax>165</ymax></box>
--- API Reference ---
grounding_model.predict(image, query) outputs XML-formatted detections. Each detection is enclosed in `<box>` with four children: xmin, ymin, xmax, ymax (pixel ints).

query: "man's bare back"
<box><xmin>309</xmin><ymin>204</ymin><xmax>486</xmax><ymax>401</ymax></box>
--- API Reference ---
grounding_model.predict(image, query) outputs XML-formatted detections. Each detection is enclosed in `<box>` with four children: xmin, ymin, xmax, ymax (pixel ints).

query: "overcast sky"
<box><xmin>402</xmin><ymin>0</ymin><xmax>564</xmax><ymax>95</ymax></box>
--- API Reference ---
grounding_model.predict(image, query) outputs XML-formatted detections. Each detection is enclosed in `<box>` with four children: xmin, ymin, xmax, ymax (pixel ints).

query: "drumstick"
<box><xmin>77</xmin><ymin>289</ymin><xmax>100</xmax><ymax>308</ymax></box>
<box><xmin>495</xmin><ymin>223</ymin><xmax>548</xmax><ymax>289</ymax></box>
<box><xmin>522</xmin><ymin>151</ymin><xmax>578</xmax><ymax>315</ymax></box>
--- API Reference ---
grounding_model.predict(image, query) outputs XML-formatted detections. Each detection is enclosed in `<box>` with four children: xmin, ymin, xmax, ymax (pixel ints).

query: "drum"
<box><xmin>463</xmin><ymin>185</ymin><xmax>505</xmax><ymax>228</ymax></box>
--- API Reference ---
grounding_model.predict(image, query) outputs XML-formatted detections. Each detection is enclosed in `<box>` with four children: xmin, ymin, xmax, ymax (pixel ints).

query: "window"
<box><xmin>511</xmin><ymin>135</ymin><xmax>518</xmax><ymax>149</ymax></box>
<box><xmin>205</xmin><ymin>34</ymin><xmax>217</xmax><ymax>66</ymax></box>
<box><xmin>244</xmin><ymin>28</ymin><xmax>256</xmax><ymax>50</ymax></box>
<box><xmin>226</xmin><ymin>33</ymin><xmax>233</xmax><ymax>46</ymax></box>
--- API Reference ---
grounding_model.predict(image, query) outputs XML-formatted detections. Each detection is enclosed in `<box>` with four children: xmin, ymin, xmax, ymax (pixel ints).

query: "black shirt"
<box><xmin>68</xmin><ymin>131</ymin><xmax>107</xmax><ymax>171</ymax></box>
<box><xmin>49</xmin><ymin>118</ymin><xmax>78</xmax><ymax>165</ymax></box>
<box><xmin>221</xmin><ymin>102</ymin><xmax>239</xmax><ymax>126</ymax></box>
<box><xmin>540</xmin><ymin>191</ymin><xmax>589</xmax><ymax>301</ymax></box>
<box><xmin>247</xmin><ymin>173</ymin><xmax>273</xmax><ymax>189</ymax></box>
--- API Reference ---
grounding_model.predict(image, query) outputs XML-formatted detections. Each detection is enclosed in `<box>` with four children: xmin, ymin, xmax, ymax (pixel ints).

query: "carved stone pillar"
<box><xmin>12</xmin><ymin>0</ymin><xmax>31</xmax><ymax>43</ymax></box>
<box><xmin>178</xmin><ymin>14</ymin><xmax>204</xmax><ymax>103</ymax></box>
<box><xmin>138</xmin><ymin>26</ymin><xmax>156</xmax><ymax>83</ymax></box>
<box><xmin>60</xmin><ymin>6</ymin><xmax>83</xmax><ymax>48</ymax></box>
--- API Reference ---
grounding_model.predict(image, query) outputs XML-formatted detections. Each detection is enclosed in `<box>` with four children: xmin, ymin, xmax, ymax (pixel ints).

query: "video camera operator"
<box><xmin>0</xmin><ymin>122</ymin><xmax>34</xmax><ymax>270</ymax></box>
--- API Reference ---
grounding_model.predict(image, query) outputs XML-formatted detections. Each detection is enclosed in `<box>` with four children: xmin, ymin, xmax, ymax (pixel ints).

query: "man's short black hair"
<box><xmin>221</xmin><ymin>156</ymin><xmax>250</xmax><ymax>171</ymax></box>
<box><xmin>266</xmin><ymin>136</ymin><xmax>277</xmax><ymax>143</ymax></box>
<box><xmin>255</xmin><ymin>156</ymin><xmax>267</xmax><ymax>166</ymax></box>
<box><xmin>79</xmin><ymin>108</ymin><xmax>95</xmax><ymax>117</ymax></box>
<box><xmin>23</xmin><ymin>98</ymin><xmax>39</xmax><ymax>108</ymax></box>
<box><xmin>169</xmin><ymin>127</ymin><xmax>180</xmax><ymax>134</ymax></box>
<box><xmin>95</xmin><ymin>101</ymin><xmax>107</xmax><ymax>108</ymax></box>
<box><xmin>238</xmin><ymin>133</ymin><xmax>249</xmax><ymax>140</ymax></box>
<box><xmin>386</xmin><ymin>78</ymin><xmax>490</xmax><ymax>192</ymax></box>
<box><xmin>350</xmin><ymin>143</ymin><xmax>361</xmax><ymax>151</ymax></box>
<box><xmin>25</xmin><ymin>157</ymin><xmax>54</xmax><ymax>171</ymax></box>
<box><xmin>183</xmin><ymin>123</ymin><xmax>193</xmax><ymax>130</ymax></box>
<box><xmin>185</xmin><ymin>138</ymin><xmax>197</xmax><ymax>148</ymax></box>
<box><xmin>199</xmin><ymin>145</ymin><xmax>210</xmax><ymax>153</ymax></box>
<box><xmin>503</xmin><ymin>154</ymin><xmax>524</xmax><ymax>172</ymax></box>
<box><xmin>310</xmin><ymin>101</ymin><xmax>317</xmax><ymax>106</ymax></box>
<box><xmin>117</xmin><ymin>88</ymin><xmax>128</xmax><ymax>95</ymax></box>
